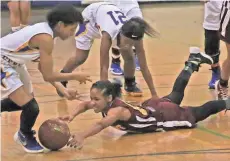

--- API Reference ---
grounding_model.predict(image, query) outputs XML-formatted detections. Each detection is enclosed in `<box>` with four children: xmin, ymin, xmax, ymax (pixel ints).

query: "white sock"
<box><xmin>12</xmin><ymin>26</ymin><xmax>21</xmax><ymax>32</ymax></box>
<box><xmin>20</xmin><ymin>24</ymin><xmax>28</xmax><ymax>28</ymax></box>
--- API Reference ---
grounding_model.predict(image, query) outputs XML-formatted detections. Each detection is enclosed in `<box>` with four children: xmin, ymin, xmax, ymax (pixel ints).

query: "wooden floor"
<box><xmin>1</xmin><ymin>2</ymin><xmax>230</xmax><ymax>161</ymax></box>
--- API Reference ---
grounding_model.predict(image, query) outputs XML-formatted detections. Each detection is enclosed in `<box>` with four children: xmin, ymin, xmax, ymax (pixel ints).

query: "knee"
<box><xmin>74</xmin><ymin>50</ymin><xmax>89</xmax><ymax>66</ymax></box>
<box><xmin>24</xmin><ymin>98</ymin><xmax>40</xmax><ymax>115</ymax></box>
<box><xmin>8</xmin><ymin>2</ymin><xmax>20</xmax><ymax>15</ymax></box>
<box><xmin>121</xmin><ymin>50</ymin><xmax>134</xmax><ymax>62</ymax></box>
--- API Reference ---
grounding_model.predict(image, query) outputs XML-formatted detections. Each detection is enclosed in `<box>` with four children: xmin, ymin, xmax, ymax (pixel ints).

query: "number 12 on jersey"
<box><xmin>107</xmin><ymin>11</ymin><xmax>127</xmax><ymax>25</ymax></box>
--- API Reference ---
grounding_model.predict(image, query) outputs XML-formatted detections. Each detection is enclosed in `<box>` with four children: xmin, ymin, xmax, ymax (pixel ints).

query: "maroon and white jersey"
<box><xmin>102</xmin><ymin>98</ymin><xmax>196</xmax><ymax>133</ymax></box>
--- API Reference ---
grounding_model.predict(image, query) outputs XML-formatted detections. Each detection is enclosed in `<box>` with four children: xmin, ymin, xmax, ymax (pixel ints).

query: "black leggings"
<box><xmin>163</xmin><ymin>69</ymin><xmax>227</xmax><ymax>123</ymax></box>
<box><xmin>189</xmin><ymin>100</ymin><xmax>226</xmax><ymax>123</ymax></box>
<box><xmin>163</xmin><ymin>69</ymin><xmax>191</xmax><ymax>105</ymax></box>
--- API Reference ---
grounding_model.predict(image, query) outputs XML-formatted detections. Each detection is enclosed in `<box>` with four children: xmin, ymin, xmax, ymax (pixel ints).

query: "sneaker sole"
<box><xmin>110</xmin><ymin>69</ymin><xmax>124</xmax><ymax>76</ymax></box>
<box><xmin>208</xmin><ymin>86</ymin><xmax>215</xmax><ymax>90</ymax></box>
<box><xmin>199</xmin><ymin>52</ymin><xmax>214</xmax><ymax>65</ymax></box>
<box><xmin>14</xmin><ymin>132</ymin><xmax>44</xmax><ymax>153</ymax></box>
<box><xmin>126</xmin><ymin>91</ymin><xmax>143</xmax><ymax>97</ymax></box>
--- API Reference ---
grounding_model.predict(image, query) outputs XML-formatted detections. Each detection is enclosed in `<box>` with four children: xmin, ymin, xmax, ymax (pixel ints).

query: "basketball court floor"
<box><xmin>1</xmin><ymin>2</ymin><xmax>230</xmax><ymax>161</ymax></box>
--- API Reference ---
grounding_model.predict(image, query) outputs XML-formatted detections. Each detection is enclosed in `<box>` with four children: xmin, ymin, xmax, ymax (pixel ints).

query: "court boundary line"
<box><xmin>65</xmin><ymin>148</ymin><xmax>230</xmax><ymax>161</ymax></box>
<box><xmin>197</xmin><ymin>126</ymin><xmax>230</xmax><ymax>140</ymax></box>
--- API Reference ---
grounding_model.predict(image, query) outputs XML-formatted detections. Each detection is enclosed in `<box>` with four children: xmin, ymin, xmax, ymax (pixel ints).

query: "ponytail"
<box><xmin>121</xmin><ymin>17</ymin><xmax>160</xmax><ymax>40</ymax></box>
<box><xmin>90</xmin><ymin>78</ymin><xmax>122</xmax><ymax>100</ymax></box>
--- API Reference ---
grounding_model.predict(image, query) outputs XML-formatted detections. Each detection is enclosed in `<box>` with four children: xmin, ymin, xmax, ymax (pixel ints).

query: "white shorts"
<box><xmin>203</xmin><ymin>1</ymin><xmax>222</xmax><ymax>30</ymax></box>
<box><xmin>1</xmin><ymin>58</ymin><xmax>33</xmax><ymax>100</ymax></box>
<box><xmin>76</xmin><ymin>4</ymin><xmax>124</xmax><ymax>50</ymax></box>
<box><xmin>75</xmin><ymin>23</ymin><xmax>98</xmax><ymax>50</ymax></box>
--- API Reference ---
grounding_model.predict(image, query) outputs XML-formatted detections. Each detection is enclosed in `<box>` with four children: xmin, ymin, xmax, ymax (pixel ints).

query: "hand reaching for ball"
<box><xmin>67</xmin><ymin>133</ymin><xmax>84</xmax><ymax>149</ymax></box>
<box><xmin>58</xmin><ymin>115</ymin><xmax>75</xmax><ymax>123</ymax></box>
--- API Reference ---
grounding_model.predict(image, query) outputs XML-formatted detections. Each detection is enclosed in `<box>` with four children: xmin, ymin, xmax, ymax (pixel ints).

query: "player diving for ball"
<box><xmin>59</xmin><ymin>47</ymin><xmax>229</xmax><ymax>149</ymax></box>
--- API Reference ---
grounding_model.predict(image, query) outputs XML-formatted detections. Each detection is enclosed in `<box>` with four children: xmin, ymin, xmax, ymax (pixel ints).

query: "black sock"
<box><xmin>1</xmin><ymin>98</ymin><xmax>22</xmax><ymax>112</ymax></box>
<box><xmin>112</xmin><ymin>57</ymin><xmax>121</xmax><ymax>64</ymax></box>
<box><xmin>211</xmin><ymin>65</ymin><xmax>220</xmax><ymax>73</ymax></box>
<box><xmin>111</xmin><ymin>47</ymin><xmax>121</xmax><ymax>64</ymax></box>
<box><xmin>219</xmin><ymin>78</ymin><xmax>228</xmax><ymax>87</ymax></box>
<box><xmin>20</xmin><ymin>98</ymin><xmax>39</xmax><ymax>135</ymax></box>
<box><xmin>125</xmin><ymin>77</ymin><xmax>136</xmax><ymax>86</ymax></box>
<box><xmin>190</xmin><ymin>100</ymin><xmax>226</xmax><ymax>123</ymax></box>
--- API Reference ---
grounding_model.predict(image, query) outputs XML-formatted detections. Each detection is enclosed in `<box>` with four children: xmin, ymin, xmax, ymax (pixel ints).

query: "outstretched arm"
<box><xmin>59</xmin><ymin>101</ymin><xmax>92</xmax><ymax>122</ymax></box>
<box><xmin>67</xmin><ymin>107</ymin><xmax>123</xmax><ymax>148</ymax></box>
<box><xmin>134</xmin><ymin>40</ymin><xmax>158</xmax><ymax>98</ymax></box>
<box><xmin>34</xmin><ymin>34</ymin><xmax>91</xmax><ymax>83</ymax></box>
<box><xmin>100</xmin><ymin>31</ymin><xmax>112</xmax><ymax>80</ymax></box>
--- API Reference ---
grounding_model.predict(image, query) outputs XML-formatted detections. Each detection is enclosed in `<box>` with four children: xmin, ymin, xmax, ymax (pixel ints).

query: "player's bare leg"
<box><xmin>7</xmin><ymin>1</ymin><xmax>21</xmax><ymax>32</ymax></box>
<box><xmin>120</xmin><ymin>45</ymin><xmax>142</xmax><ymax>97</ymax></box>
<box><xmin>215</xmin><ymin>42</ymin><xmax>230</xmax><ymax>100</ymax></box>
<box><xmin>19</xmin><ymin>0</ymin><xmax>31</xmax><ymax>27</ymax></box>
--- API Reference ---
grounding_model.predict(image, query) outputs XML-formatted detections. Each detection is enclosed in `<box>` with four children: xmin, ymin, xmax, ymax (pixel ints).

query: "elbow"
<box><xmin>43</xmin><ymin>75</ymin><xmax>53</xmax><ymax>82</ymax></box>
<box><xmin>96</xmin><ymin>122</ymin><xmax>108</xmax><ymax>130</ymax></box>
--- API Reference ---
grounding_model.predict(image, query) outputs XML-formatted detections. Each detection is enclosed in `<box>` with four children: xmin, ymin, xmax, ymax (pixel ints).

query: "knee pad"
<box><xmin>20</xmin><ymin>98</ymin><xmax>39</xmax><ymax>134</ymax></box>
<box><xmin>1</xmin><ymin>98</ymin><xmax>22</xmax><ymax>112</ymax></box>
<box><xmin>22</xmin><ymin>98</ymin><xmax>39</xmax><ymax>116</ymax></box>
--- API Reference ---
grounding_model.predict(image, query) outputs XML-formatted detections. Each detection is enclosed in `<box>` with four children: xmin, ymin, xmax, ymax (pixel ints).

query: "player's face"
<box><xmin>90</xmin><ymin>88</ymin><xmax>111</xmax><ymax>113</ymax></box>
<box><xmin>56</xmin><ymin>22</ymin><xmax>78</xmax><ymax>40</ymax></box>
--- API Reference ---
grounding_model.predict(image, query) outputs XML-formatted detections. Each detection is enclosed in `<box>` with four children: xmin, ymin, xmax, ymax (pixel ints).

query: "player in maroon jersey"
<box><xmin>59</xmin><ymin>47</ymin><xmax>229</xmax><ymax>149</ymax></box>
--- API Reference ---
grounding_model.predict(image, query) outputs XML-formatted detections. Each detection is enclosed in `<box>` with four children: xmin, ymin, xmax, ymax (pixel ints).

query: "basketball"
<box><xmin>38</xmin><ymin>119</ymin><xmax>71</xmax><ymax>151</ymax></box>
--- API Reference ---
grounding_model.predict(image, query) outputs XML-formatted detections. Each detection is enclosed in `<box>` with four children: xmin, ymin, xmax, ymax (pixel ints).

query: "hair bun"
<box><xmin>110</xmin><ymin>78</ymin><xmax>123</xmax><ymax>87</ymax></box>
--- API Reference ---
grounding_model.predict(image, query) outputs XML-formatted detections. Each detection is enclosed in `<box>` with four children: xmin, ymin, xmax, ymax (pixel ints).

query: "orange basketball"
<box><xmin>38</xmin><ymin>119</ymin><xmax>70</xmax><ymax>151</ymax></box>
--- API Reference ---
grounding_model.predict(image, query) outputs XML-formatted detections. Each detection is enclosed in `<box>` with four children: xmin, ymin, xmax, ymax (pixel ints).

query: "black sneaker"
<box><xmin>187</xmin><ymin>47</ymin><xmax>213</xmax><ymax>71</ymax></box>
<box><xmin>125</xmin><ymin>82</ymin><xmax>143</xmax><ymax>97</ymax></box>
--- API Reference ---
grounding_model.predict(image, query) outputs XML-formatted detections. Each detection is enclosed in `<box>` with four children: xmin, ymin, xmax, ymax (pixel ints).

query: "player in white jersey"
<box><xmin>106</xmin><ymin>0</ymin><xmax>143</xmax><ymax>75</ymax></box>
<box><xmin>202</xmin><ymin>0</ymin><xmax>222</xmax><ymax>89</ymax></box>
<box><xmin>215</xmin><ymin>0</ymin><xmax>230</xmax><ymax>100</ymax></box>
<box><xmin>1</xmin><ymin>5</ymin><xmax>91</xmax><ymax>153</ymax></box>
<box><xmin>60</xmin><ymin>2</ymin><xmax>159</xmax><ymax>97</ymax></box>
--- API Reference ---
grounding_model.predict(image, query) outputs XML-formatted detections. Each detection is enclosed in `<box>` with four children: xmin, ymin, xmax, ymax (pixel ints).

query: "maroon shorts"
<box><xmin>143</xmin><ymin>98</ymin><xmax>196</xmax><ymax>130</ymax></box>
